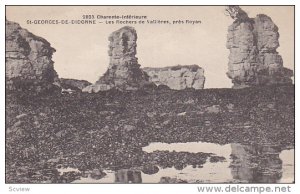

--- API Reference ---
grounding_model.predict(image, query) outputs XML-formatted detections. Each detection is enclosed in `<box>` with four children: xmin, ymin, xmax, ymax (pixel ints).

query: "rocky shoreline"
<box><xmin>5</xmin><ymin>6</ymin><xmax>294</xmax><ymax>183</ymax></box>
<box><xmin>6</xmin><ymin>85</ymin><xmax>294</xmax><ymax>183</ymax></box>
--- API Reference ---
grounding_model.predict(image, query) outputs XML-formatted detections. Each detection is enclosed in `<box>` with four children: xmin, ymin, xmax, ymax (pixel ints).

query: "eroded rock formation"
<box><xmin>83</xmin><ymin>26</ymin><xmax>149</xmax><ymax>93</ymax></box>
<box><xmin>143</xmin><ymin>65</ymin><xmax>205</xmax><ymax>90</ymax></box>
<box><xmin>226</xmin><ymin>6</ymin><xmax>293</xmax><ymax>88</ymax></box>
<box><xmin>6</xmin><ymin>19</ymin><xmax>59</xmax><ymax>92</ymax></box>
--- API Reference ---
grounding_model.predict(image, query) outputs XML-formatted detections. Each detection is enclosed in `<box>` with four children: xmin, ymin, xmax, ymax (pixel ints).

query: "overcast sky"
<box><xmin>6</xmin><ymin>6</ymin><xmax>294</xmax><ymax>88</ymax></box>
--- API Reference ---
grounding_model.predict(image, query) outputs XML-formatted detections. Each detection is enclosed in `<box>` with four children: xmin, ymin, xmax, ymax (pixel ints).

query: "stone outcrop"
<box><xmin>83</xmin><ymin>26</ymin><xmax>149</xmax><ymax>93</ymax></box>
<box><xmin>142</xmin><ymin>65</ymin><xmax>205</xmax><ymax>90</ymax></box>
<box><xmin>5</xmin><ymin>19</ymin><xmax>59</xmax><ymax>92</ymax></box>
<box><xmin>226</xmin><ymin>6</ymin><xmax>293</xmax><ymax>88</ymax></box>
<box><xmin>60</xmin><ymin>78</ymin><xmax>91</xmax><ymax>91</ymax></box>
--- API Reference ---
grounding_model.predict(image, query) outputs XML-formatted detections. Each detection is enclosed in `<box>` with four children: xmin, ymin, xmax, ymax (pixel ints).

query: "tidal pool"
<box><xmin>70</xmin><ymin>142</ymin><xmax>294</xmax><ymax>183</ymax></box>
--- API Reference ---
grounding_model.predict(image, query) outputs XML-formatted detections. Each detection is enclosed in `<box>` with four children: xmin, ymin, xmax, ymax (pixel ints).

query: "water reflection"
<box><xmin>142</xmin><ymin>142</ymin><xmax>293</xmax><ymax>183</ymax></box>
<box><xmin>71</xmin><ymin>142</ymin><xmax>294</xmax><ymax>183</ymax></box>
<box><xmin>115</xmin><ymin>169</ymin><xmax>142</xmax><ymax>183</ymax></box>
<box><xmin>230</xmin><ymin>144</ymin><xmax>283</xmax><ymax>183</ymax></box>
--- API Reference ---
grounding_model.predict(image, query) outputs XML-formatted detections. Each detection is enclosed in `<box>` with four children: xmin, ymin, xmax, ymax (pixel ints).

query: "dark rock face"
<box><xmin>5</xmin><ymin>20</ymin><xmax>59</xmax><ymax>92</ymax></box>
<box><xmin>226</xmin><ymin>6</ymin><xmax>293</xmax><ymax>88</ymax></box>
<box><xmin>143</xmin><ymin>65</ymin><xmax>205</xmax><ymax>90</ymax></box>
<box><xmin>60</xmin><ymin>78</ymin><xmax>91</xmax><ymax>91</ymax></box>
<box><xmin>83</xmin><ymin>26</ymin><xmax>149</xmax><ymax>93</ymax></box>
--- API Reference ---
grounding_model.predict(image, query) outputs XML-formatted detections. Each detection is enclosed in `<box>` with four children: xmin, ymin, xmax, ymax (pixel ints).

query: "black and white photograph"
<box><xmin>4</xmin><ymin>5</ymin><xmax>295</xmax><ymax>187</ymax></box>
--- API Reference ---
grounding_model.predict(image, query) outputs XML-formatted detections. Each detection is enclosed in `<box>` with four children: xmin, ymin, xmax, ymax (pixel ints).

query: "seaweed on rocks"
<box><xmin>5</xmin><ymin>85</ymin><xmax>294</xmax><ymax>183</ymax></box>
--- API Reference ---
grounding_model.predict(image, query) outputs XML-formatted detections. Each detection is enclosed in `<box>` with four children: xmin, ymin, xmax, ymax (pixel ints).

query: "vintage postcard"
<box><xmin>5</xmin><ymin>5</ymin><xmax>294</xmax><ymax>185</ymax></box>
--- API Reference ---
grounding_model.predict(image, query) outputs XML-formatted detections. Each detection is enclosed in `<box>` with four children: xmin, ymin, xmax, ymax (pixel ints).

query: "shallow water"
<box><xmin>279</xmin><ymin>149</ymin><xmax>294</xmax><ymax>183</ymax></box>
<box><xmin>70</xmin><ymin>142</ymin><xmax>294</xmax><ymax>183</ymax></box>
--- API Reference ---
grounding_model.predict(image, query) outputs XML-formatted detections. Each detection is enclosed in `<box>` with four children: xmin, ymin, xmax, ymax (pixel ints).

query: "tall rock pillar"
<box><xmin>225</xmin><ymin>6</ymin><xmax>293</xmax><ymax>88</ymax></box>
<box><xmin>84</xmin><ymin>26</ymin><xmax>150</xmax><ymax>92</ymax></box>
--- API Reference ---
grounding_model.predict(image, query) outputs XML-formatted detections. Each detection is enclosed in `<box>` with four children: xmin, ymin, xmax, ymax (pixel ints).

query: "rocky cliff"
<box><xmin>226</xmin><ymin>6</ymin><xmax>293</xmax><ymax>88</ymax></box>
<box><xmin>143</xmin><ymin>65</ymin><xmax>205</xmax><ymax>90</ymax></box>
<box><xmin>5</xmin><ymin>19</ymin><xmax>59</xmax><ymax>93</ymax></box>
<box><xmin>83</xmin><ymin>26</ymin><xmax>150</xmax><ymax>93</ymax></box>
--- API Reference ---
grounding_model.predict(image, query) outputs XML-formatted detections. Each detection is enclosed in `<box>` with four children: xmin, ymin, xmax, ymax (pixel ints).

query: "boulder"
<box><xmin>143</xmin><ymin>65</ymin><xmax>205</xmax><ymax>90</ymax></box>
<box><xmin>141</xmin><ymin>164</ymin><xmax>159</xmax><ymax>175</ymax></box>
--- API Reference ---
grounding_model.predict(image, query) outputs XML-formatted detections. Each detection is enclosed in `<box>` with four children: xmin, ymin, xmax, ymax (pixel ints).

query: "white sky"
<box><xmin>6</xmin><ymin>6</ymin><xmax>294</xmax><ymax>88</ymax></box>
